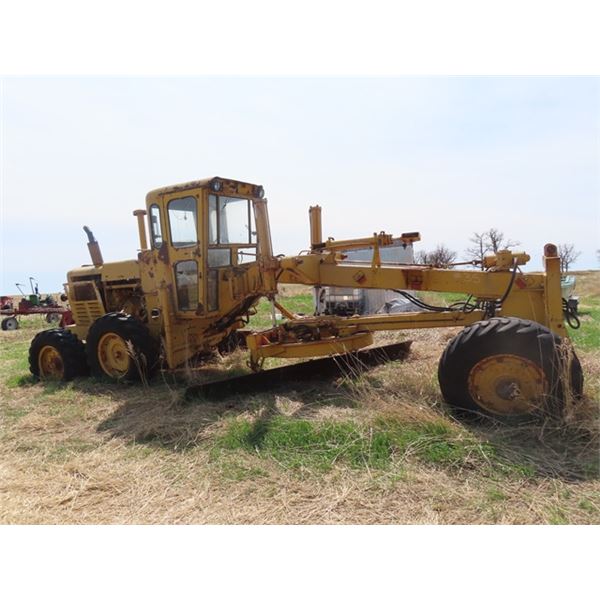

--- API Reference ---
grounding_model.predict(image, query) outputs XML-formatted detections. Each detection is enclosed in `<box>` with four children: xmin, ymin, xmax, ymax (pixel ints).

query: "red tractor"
<box><xmin>1</xmin><ymin>278</ymin><xmax>72</xmax><ymax>331</ymax></box>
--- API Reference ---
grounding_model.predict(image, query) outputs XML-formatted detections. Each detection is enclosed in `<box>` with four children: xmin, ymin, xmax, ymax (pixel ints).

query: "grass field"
<box><xmin>1</xmin><ymin>273</ymin><xmax>598</xmax><ymax>524</ymax></box>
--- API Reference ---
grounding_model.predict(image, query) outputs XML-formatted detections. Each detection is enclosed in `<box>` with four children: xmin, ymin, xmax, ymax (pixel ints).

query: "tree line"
<box><xmin>415</xmin><ymin>228</ymin><xmax>585</xmax><ymax>272</ymax></box>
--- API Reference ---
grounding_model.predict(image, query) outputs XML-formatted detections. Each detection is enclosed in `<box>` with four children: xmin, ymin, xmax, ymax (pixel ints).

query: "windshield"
<box><xmin>209</xmin><ymin>194</ymin><xmax>256</xmax><ymax>245</ymax></box>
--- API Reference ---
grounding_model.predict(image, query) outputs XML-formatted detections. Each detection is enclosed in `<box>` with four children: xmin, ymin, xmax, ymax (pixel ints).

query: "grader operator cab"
<box><xmin>29</xmin><ymin>176</ymin><xmax>583</xmax><ymax>419</ymax></box>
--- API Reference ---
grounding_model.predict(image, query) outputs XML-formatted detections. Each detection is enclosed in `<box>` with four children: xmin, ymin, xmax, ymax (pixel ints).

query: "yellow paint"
<box><xmin>38</xmin><ymin>345</ymin><xmax>64</xmax><ymax>379</ymax></box>
<box><xmin>97</xmin><ymin>332</ymin><xmax>131</xmax><ymax>378</ymax></box>
<box><xmin>247</xmin><ymin>331</ymin><xmax>373</xmax><ymax>363</ymax></box>
<box><xmin>468</xmin><ymin>354</ymin><xmax>547</xmax><ymax>415</ymax></box>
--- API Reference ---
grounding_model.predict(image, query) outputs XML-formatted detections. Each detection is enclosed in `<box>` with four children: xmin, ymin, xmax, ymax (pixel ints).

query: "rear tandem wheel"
<box><xmin>85</xmin><ymin>312</ymin><xmax>159</xmax><ymax>381</ymax></box>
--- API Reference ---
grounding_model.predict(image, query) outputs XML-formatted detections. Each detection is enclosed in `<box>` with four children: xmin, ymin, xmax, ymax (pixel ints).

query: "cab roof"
<box><xmin>146</xmin><ymin>176</ymin><xmax>263</xmax><ymax>202</ymax></box>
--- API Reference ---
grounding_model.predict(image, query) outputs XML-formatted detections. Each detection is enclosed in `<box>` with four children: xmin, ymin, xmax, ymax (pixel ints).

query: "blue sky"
<box><xmin>1</xmin><ymin>77</ymin><xmax>598</xmax><ymax>294</ymax></box>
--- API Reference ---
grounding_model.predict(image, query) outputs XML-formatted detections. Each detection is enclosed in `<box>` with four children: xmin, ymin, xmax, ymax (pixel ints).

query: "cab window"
<box><xmin>149</xmin><ymin>204</ymin><xmax>163</xmax><ymax>248</ymax></box>
<box><xmin>175</xmin><ymin>260</ymin><xmax>198</xmax><ymax>310</ymax></box>
<box><xmin>168</xmin><ymin>196</ymin><xmax>198</xmax><ymax>247</ymax></box>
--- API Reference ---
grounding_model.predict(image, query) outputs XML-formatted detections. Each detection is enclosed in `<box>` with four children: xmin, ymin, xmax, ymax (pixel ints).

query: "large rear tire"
<box><xmin>438</xmin><ymin>317</ymin><xmax>583</xmax><ymax>419</ymax></box>
<box><xmin>29</xmin><ymin>329</ymin><xmax>88</xmax><ymax>381</ymax></box>
<box><xmin>86</xmin><ymin>312</ymin><xmax>159</xmax><ymax>381</ymax></box>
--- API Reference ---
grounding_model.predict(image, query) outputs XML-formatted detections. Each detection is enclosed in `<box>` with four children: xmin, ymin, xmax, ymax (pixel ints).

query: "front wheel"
<box><xmin>29</xmin><ymin>329</ymin><xmax>88</xmax><ymax>381</ymax></box>
<box><xmin>438</xmin><ymin>317</ymin><xmax>583</xmax><ymax>419</ymax></box>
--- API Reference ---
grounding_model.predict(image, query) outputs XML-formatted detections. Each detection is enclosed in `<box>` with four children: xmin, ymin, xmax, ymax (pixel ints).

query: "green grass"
<box><xmin>569</xmin><ymin>298</ymin><xmax>600</xmax><ymax>350</ymax></box>
<box><xmin>547</xmin><ymin>506</ymin><xmax>569</xmax><ymax>525</ymax></box>
<box><xmin>419</xmin><ymin>291</ymin><xmax>472</xmax><ymax>306</ymax></box>
<box><xmin>215</xmin><ymin>414</ymin><xmax>498</xmax><ymax>473</ymax></box>
<box><xmin>248</xmin><ymin>293</ymin><xmax>314</xmax><ymax>329</ymax></box>
<box><xmin>486</xmin><ymin>487</ymin><xmax>507</xmax><ymax>502</ymax></box>
<box><xmin>0</xmin><ymin>339</ymin><xmax>31</xmax><ymax>386</ymax></box>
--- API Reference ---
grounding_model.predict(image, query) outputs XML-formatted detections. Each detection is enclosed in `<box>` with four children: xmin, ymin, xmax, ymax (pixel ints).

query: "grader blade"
<box><xmin>184</xmin><ymin>340</ymin><xmax>412</xmax><ymax>402</ymax></box>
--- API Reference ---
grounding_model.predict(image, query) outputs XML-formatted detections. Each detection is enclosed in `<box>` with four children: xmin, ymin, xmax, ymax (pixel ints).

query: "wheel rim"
<box><xmin>468</xmin><ymin>354</ymin><xmax>547</xmax><ymax>415</ymax></box>
<box><xmin>38</xmin><ymin>345</ymin><xmax>65</xmax><ymax>379</ymax></box>
<box><xmin>97</xmin><ymin>332</ymin><xmax>131</xmax><ymax>378</ymax></box>
<box><xmin>5</xmin><ymin>318</ymin><xmax>18</xmax><ymax>330</ymax></box>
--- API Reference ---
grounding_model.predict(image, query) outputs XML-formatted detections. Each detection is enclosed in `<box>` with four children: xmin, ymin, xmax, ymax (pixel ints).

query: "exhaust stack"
<box><xmin>83</xmin><ymin>226</ymin><xmax>104</xmax><ymax>267</ymax></box>
<box><xmin>133</xmin><ymin>209</ymin><xmax>148</xmax><ymax>251</ymax></box>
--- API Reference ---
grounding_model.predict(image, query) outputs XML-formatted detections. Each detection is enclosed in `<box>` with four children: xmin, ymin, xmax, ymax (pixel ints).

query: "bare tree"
<box><xmin>558</xmin><ymin>243</ymin><xmax>581</xmax><ymax>273</ymax></box>
<box><xmin>415</xmin><ymin>249</ymin><xmax>429</xmax><ymax>264</ymax></box>
<box><xmin>416</xmin><ymin>244</ymin><xmax>457</xmax><ymax>268</ymax></box>
<box><xmin>464</xmin><ymin>228</ymin><xmax>520</xmax><ymax>268</ymax></box>
<box><xmin>465</xmin><ymin>232</ymin><xmax>488</xmax><ymax>270</ymax></box>
<box><xmin>486</xmin><ymin>228</ymin><xmax>520</xmax><ymax>253</ymax></box>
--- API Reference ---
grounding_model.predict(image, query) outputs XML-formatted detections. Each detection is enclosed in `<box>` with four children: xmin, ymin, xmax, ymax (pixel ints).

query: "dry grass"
<box><xmin>570</xmin><ymin>270</ymin><xmax>600</xmax><ymax>298</ymax></box>
<box><xmin>1</xmin><ymin>277</ymin><xmax>599</xmax><ymax>524</ymax></box>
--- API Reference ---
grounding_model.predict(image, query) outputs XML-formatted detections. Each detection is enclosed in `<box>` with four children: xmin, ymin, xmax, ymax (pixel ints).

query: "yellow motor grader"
<box><xmin>29</xmin><ymin>176</ymin><xmax>583</xmax><ymax>418</ymax></box>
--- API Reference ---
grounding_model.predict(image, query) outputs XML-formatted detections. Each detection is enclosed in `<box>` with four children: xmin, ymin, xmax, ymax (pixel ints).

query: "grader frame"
<box><xmin>29</xmin><ymin>176</ymin><xmax>581</xmax><ymax>418</ymax></box>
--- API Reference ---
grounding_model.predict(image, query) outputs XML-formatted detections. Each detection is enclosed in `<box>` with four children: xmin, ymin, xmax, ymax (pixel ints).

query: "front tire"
<box><xmin>86</xmin><ymin>312</ymin><xmax>159</xmax><ymax>381</ymax></box>
<box><xmin>438</xmin><ymin>317</ymin><xmax>583</xmax><ymax>419</ymax></box>
<box><xmin>29</xmin><ymin>329</ymin><xmax>88</xmax><ymax>381</ymax></box>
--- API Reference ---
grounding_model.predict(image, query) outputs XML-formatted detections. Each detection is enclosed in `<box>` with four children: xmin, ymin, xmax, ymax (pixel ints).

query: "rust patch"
<box><xmin>353</xmin><ymin>270</ymin><xmax>366</xmax><ymax>284</ymax></box>
<box><xmin>158</xmin><ymin>244</ymin><xmax>169</xmax><ymax>264</ymax></box>
<box><xmin>138</xmin><ymin>251</ymin><xmax>153</xmax><ymax>265</ymax></box>
<box><xmin>405</xmin><ymin>270</ymin><xmax>424</xmax><ymax>290</ymax></box>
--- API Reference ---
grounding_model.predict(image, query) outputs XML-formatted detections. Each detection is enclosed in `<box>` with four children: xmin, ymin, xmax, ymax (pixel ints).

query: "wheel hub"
<box><xmin>38</xmin><ymin>345</ymin><xmax>64</xmax><ymax>379</ymax></box>
<box><xmin>468</xmin><ymin>354</ymin><xmax>547</xmax><ymax>415</ymax></box>
<box><xmin>97</xmin><ymin>332</ymin><xmax>131</xmax><ymax>378</ymax></box>
<box><xmin>5</xmin><ymin>317</ymin><xmax>18</xmax><ymax>330</ymax></box>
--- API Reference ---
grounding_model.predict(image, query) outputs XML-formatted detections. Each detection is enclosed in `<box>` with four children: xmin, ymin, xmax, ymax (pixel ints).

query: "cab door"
<box><xmin>163</xmin><ymin>189</ymin><xmax>205</xmax><ymax>316</ymax></box>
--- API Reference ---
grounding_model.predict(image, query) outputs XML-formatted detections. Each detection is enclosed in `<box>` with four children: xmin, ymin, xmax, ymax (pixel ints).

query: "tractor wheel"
<box><xmin>2</xmin><ymin>317</ymin><xmax>19</xmax><ymax>331</ymax></box>
<box><xmin>45</xmin><ymin>313</ymin><xmax>61</xmax><ymax>324</ymax></box>
<box><xmin>86</xmin><ymin>312</ymin><xmax>159</xmax><ymax>381</ymax></box>
<box><xmin>438</xmin><ymin>317</ymin><xmax>583</xmax><ymax>419</ymax></box>
<box><xmin>29</xmin><ymin>329</ymin><xmax>88</xmax><ymax>381</ymax></box>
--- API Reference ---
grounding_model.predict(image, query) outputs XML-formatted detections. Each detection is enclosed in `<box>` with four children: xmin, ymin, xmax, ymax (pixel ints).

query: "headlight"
<box><xmin>255</xmin><ymin>185</ymin><xmax>265</xmax><ymax>199</ymax></box>
<box><xmin>211</xmin><ymin>179</ymin><xmax>222</xmax><ymax>192</ymax></box>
